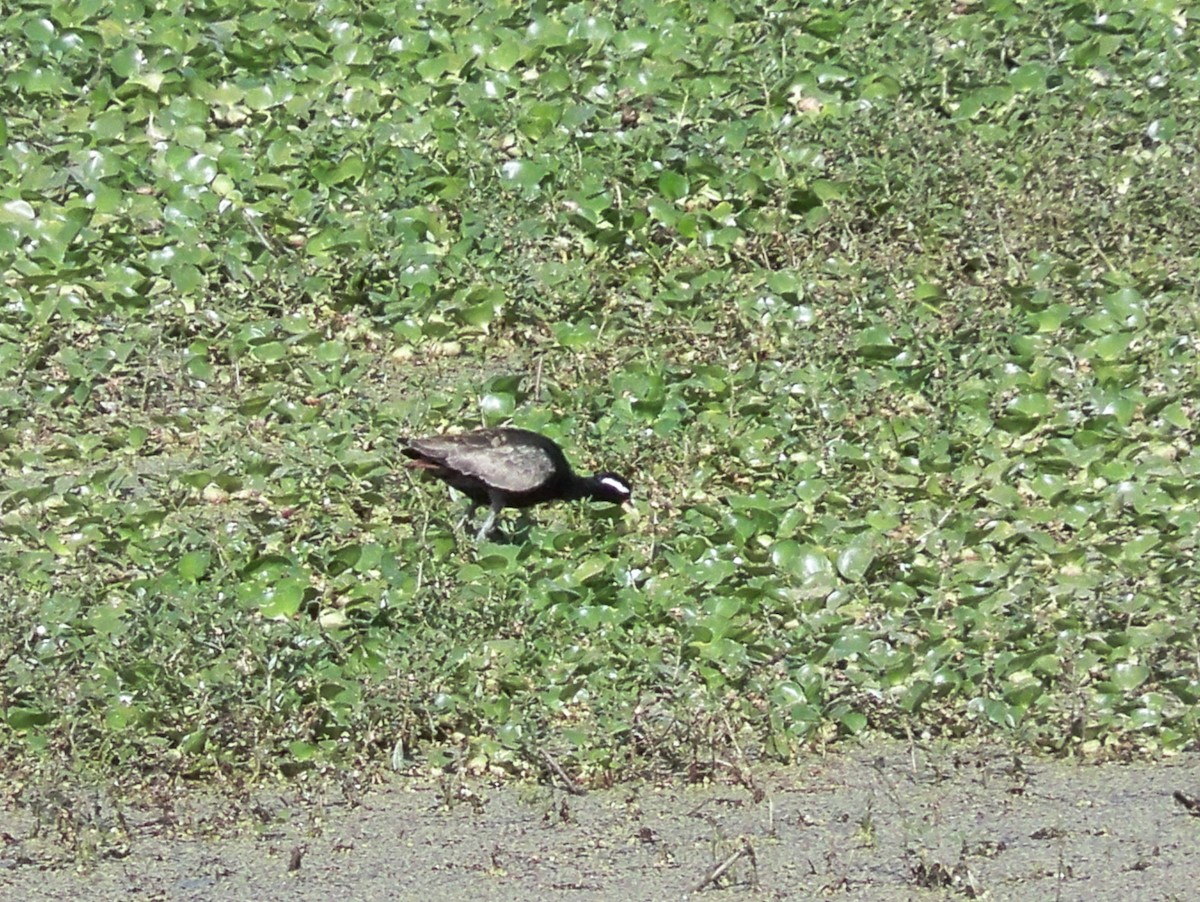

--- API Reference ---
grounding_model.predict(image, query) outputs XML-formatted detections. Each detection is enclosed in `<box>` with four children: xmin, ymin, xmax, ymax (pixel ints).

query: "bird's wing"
<box><xmin>405</xmin><ymin>431</ymin><xmax>555</xmax><ymax>493</ymax></box>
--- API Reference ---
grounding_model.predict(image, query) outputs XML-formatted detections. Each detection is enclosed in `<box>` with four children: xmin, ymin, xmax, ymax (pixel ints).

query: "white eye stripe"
<box><xmin>600</xmin><ymin>476</ymin><xmax>631</xmax><ymax>495</ymax></box>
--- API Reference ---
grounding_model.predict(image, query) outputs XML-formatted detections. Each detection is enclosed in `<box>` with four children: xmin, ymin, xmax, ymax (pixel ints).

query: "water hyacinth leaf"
<box><xmin>170</xmin><ymin>263</ymin><xmax>204</xmax><ymax>294</ymax></box>
<box><xmin>245</xmin><ymin>84</ymin><xmax>281</xmax><ymax>110</ymax></box>
<box><xmin>1112</xmin><ymin>662</ymin><xmax>1150</xmax><ymax>692</ymax></box>
<box><xmin>804</xmin><ymin>11</ymin><xmax>847</xmax><ymax>39</ymax></box>
<box><xmin>1146</xmin><ymin>118</ymin><xmax>1177</xmax><ymax>143</ymax></box>
<box><xmin>256</xmin><ymin>575</ymin><xmax>307</xmax><ymax>620</ymax></box>
<box><xmin>973</xmin><ymin>697</ymin><xmax>1019</xmax><ymax>728</ymax></box>
<box><xmin>2</xmin><ymin>0</ymin><xmax>1199</xmax><ymax>783</ymax></box>
<box><xmin>771</xmin><ymin>541</ymin><xmax>834</xmax><ymax>578</ymax></box>
<box><xmin>180</xmin><ymin>153</ymin><xmax>218</xmax><ymax>185</ymax></box>
<box><xmin>180</xmin><ymin>728</ymin><xmax>209</xmax><ymax>754</ymax></box>
<box><xmin>838</xmin><ymin>710</ymin><xmax>867</xmax><ymax>734</ymax></box>
<box><xmin>1159</xmin><ymin>403</ymin><xmax>1190</xmax><ymax>430</ymax></box>
<box><xmin>573</xmin><ymin>554</ymin><xmax>610</xmax><ymax>583</ymax></box>
<box><xmin>572</xmin><ymin>13</ymin><xmax>614</xmax><ymax>40</ymax></box>
<box><xmin>1009</xmin><ymin>62</ymin><xmax>1049</xmax><ymax>91</ymax></box>
<box><xmin>289</xmin><ymin>740</ymin><xmax>318</xmax><ymax>761</ymax></box>
<box><xmin>520</xmin><ymin>101</ymin><xmax>560</xmax><ymax>139</ymax></box>
<box><xmin>1100</xmin><ymin>396</ymin><xmax>1137</xmax><ymax>425</ymax></box>
<box><xmin>460</xmin><ymin>289</ymin><xmax>505</xmax><ymax>327</ymax></box>
<box><xmin>1104</xmin><ymin>288</ymin><xmax>1144</xmax><ymax>323</ymax></box>
<box><xmin>480</xmin><ymin>392</ymin><xmax>515</xmax><ymax>422</ymax></box>
<box><xmin>178</xmin><ymin>551</ymin><xmax>211</xmax><ymax>582</ymax></box>
<box><xmin>855</xmin><ymin>325</ymin><xmax>897</xmax><ymax>359</ymax></box>
<box><xmin>8</xmin><ymin>707</ymin><xmax>54</xmax><ymax>730</ymax></box>
<box><xmin>1029</xmin><ymin>473</ymin><xmax>1068</xmax><ymax>501</ymax></box>
<box><xmin>682</xmin><ymin>548</ymin><xmax>737</xmax><ymax>586</ymax></box>
<box><xmin>1092</xmin><ymin>333</ymin><xmax>1134</xmax><ymax>361</ymax></box>
<box><xmin>315</xmin><ymin>340</ymin><xmax>348</xmax><ymax>363</ymax></box>
<box><xmin>126</xmin><ymin>425</ymin><xmax>149</xmax><ymax>449</ymax></box>
<box><xmin>828</xmin><ymin>629</ymin><xmax>870</xmax><ymax>661</ymax></box>
<box><xmin>835</xmin><ymin>535</ymin><xmax>877</xmax><ymax>582</ymax></box>
<box><xmin>318</xmin><ymin>608</ymin><xmax>348</xmax><ymax>630</ymax></box>
<box><xmin>1006</xmin><ymin>393</ymin><xmax>1053</xmax><ymax>418</ymax></box>
<box><xmin>315</xmin><ymin>154</ymin><xmax>365</xmax><ymax>186</ymax></box>
<box><xmin>658</xmin><ymin>171</ymin><xmax>688</xmax><ymax>200</ymax></box>
<box><xmin>1</xmin><ymin>200</ymin><xmax>36</xmax><ymax>222</ymax></box>
<box><xmin>251</xmin><ymin>341</ymin><xmax>287</xmax><ymax>362</ymax></box>
<box><xmin>488</xmin><ymin>40</ymin><xmax>523</xmax><ymax>71</ymax></box>
<box><xmin>499</xmin><ymin>159</ymin><xmax>548</xmax><ymax>191</ymax></box>
<box><xmin>1119</xmin><ymin>534</ymin><xmax>1160</xmax><ymax>563</ymax></box>
<box><xmin>553</xmin><ymin>320</ymin><xmax>599</xmax><ymax>347</ymax></box>
<box><xmin>1031</xmin><ymin>305</ymin><xmax>1072</xmax><ymax>332</ymax></box>
<box><xmin>646</xmin><ymin>196</ymin><xmax>678</xmax><ymax>224</ymax></box>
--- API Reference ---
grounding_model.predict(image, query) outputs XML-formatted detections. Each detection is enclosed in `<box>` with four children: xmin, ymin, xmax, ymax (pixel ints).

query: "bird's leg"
<box><xmin>455</xmin><ymin>499</ymin><xmax>478</xmax><ymax>532</ymax></box>
<box><xmin>475</xmin><ymin>497</ymin><xmax>504</xmax><ymax>543</ymax></box>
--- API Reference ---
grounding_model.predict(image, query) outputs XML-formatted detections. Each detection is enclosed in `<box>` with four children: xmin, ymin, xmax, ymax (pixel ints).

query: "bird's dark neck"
<box><xmin>562</xmin><ymin>473</ymin><xmax>601</xmax><ymax>501</ymax></box>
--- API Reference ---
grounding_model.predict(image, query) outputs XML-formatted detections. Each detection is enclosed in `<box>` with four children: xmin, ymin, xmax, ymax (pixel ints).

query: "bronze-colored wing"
<box><xmin>405</xmin><ymin>429</ymin><xmax>562</xmax><ymax>494</ymax></box>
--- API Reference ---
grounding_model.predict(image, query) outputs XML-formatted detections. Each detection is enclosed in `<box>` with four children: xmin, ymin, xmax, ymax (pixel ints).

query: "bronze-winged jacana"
<box><xmin>402</xmin><ymin>427</ymin><xmax>632</xmax><ymax>541</ymax></box>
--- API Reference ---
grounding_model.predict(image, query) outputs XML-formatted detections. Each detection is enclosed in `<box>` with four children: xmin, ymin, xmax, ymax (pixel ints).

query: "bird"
<box><xmin>402</xmin><ymin>427</ymin><xmax>632</xmax><ymax>542</ymax></box>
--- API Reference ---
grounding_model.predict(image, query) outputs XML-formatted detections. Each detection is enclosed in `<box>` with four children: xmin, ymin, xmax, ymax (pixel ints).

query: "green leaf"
<box><xmin>1111</xmin><ymin>662</ymin><xmax>1149</xmax><ymax>692</ymax></box>
<box><xmin>480</xmin><ymin>392</ymin><xmax>515</xmax><ymax>422</ymax></box>
<box><xmin>838</xmin><ymin>710</ymin><xmax>867</xmax><ymax>734</ymax></box>
<box><xmin>658</xmin><ymin>171</ymin><xmax>688</xmax><ymax>200</ymax></box>
<box><xmin>251</xmin><ymin>341</ymin><xmax>287</xmax><ymax>362</ymax></box>
<box><xmin>1092</xmin><ymin>333</ymin><xmax>1133</xmax><ymax>361</ymax></box>
<box><xmin>1160</xmin><ymin>402</ymin><xmax>1190</xmax><ymax>430</ymax></box>
<box><xmin>835</xmin><ymin>538</ymin><xmax>876</xmax><ymax>582</ymax></box>
<box><xmin>488</xmin><ymin>40</ymin><xmax>523</xmax><ymax>71</ymax></box>
<box><xmin>8</xmin><ymin>707</ymin><xmax>54</xmax><ymax>730</ymax></box>
<box><xmin>258</xmin><ymin>576</ymin><xmax>307</xmax><ymax>620</ymax></box>
<box><xmin>573</xmin><ymin>554</ymin><xmax>609</xmax><ymax>583</ymax></box>
<box><xmin>181</xmin><ymin>153</ymin><xmax>218</xmax><ymax>185</ymax></box>
<box><xmin>1009</xmin><ymin>63</ymin><xmax>1048</xmax><ymax>91</ymax></box>
<box><xmin>178</xmin><ymin>551</ymin><xmax>211</xmax><ymax>582</ymax></box>
<box><xmin>317</xmin><ymin>154</ymin><xmax>364</xmax><ymax>186</ymax></box>
<box><xmin>1007</xmin><ymin>393</ymin><xmax>1053</xmax><ymax>418</ymax></box>
<box><xmin>499</xmin><ymin>159</ymin><xmax>548</xmax><ymax>191</ymax></box>
<box><xmin>552</xmin><ymin>320</ymin><xmax>598</xmax><ymax>348</ymax></box>
<box><xmin>0</xmin><ymin>200</ymin><xmax>36</xmax><ymax>222</ymax></box>
<box><xmin>855</xmin><ymin>325</ymin><xmax>896</xmax><ymax>359</ymax></box>
<box><xmin>288</xmin><ymin>740</ymin><xmax>318</xmax><ymax>761</ymax></box>
<box><xmin>1029</xmin><ymin>473</ymin><xmax>1067</xmax><ymax>501</ymax></box>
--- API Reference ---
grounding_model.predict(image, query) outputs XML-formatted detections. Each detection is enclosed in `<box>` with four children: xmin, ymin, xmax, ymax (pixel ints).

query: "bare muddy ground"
<box><xmin>3</xmin><ymin>743</ymin><xmax>1199</xmax><ymax>901</ymax></box>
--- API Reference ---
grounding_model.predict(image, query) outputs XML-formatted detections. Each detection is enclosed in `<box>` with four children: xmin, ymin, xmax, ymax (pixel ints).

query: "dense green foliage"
<box><xmin>2</xmin><ymin>0</ymin><xmax>1198</xmax><ymax>783</ymax></box>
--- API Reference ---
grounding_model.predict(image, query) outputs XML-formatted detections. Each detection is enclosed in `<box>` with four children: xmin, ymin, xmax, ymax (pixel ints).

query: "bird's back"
<box><xmin>403</xmin><ymin>428</ymin><xmax>572</xmax><ymax>497</ymax></box>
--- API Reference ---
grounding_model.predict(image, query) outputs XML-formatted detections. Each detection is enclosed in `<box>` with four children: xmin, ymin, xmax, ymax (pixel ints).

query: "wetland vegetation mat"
<box><xmin>4</xmin><ymin>0</ymin><xmax>1200</xmax><ymax>851</ymax></box>
<box><xmin>4</xmin><ymin>745</ymin><xmax>1199</xmax><ymax>901</ymax></box>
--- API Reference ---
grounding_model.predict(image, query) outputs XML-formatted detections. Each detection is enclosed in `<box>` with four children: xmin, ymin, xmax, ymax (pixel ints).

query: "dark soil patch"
<box><xmin>3</xmin><ymin>743</ymin><xmax>1197</xmax><ymax>900</ymax></box>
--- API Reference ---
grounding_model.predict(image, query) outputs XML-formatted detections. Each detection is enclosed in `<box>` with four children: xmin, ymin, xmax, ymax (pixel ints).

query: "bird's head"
<box><xmin>591</xmin><ymin>472</ymin><xmax>633</xmax><ymax>505</ymax></box>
